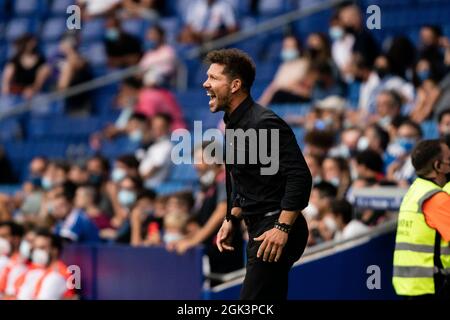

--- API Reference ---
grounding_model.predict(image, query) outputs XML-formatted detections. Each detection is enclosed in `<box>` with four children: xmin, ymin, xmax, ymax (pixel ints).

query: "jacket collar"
<box><xmin>223</xmin><ymin>95</ymin><xmax>254</xmax><ymax>127</ymax></box>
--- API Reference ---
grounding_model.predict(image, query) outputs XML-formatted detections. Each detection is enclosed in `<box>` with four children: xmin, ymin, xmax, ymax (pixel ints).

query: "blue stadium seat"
<box><xmin>13</xmin><ymin>0</ymin><xmax>47</xmax><ymax>17</ymax></box>
<box><xmin>41</xmin><ymin>17</ymin><xmax>67</xmax><ymax>42</ymax></box>
<box><xmin>27</xmin><ymin>115</ymin><xmax>102</xmax><ymax>139</ymax></box>
<box><xmin>5</xmin><ymin>18</ymin><xmax>35</xmax><ymax>42</ymax></box>
<box><xmin>122</xmin><ymin>18</ymin><xmax>150</xmax><ymax>40</ymax></box>
<box><xmin>159</xmin><ymin>17</ymin><xmax>180</xmax><ymax>45</ymax></box>
<box><xmin>51</xmin><ymin>0</ymin><xmax>75</xmax><ymax>16</ymax></box>
<box><xmin>42</xmin><ymin>41</ymin><xmax>60</xmax><ymax>60</ymax></box>
<box><xmin>79</xmin><ymin>42</ymin><xmax>107</xmax><ymax>67</ymax></box>
<box><xmin>80</xmin><ymin>18</ymin><xmax>105</xmax><ymax>42</ymax></box>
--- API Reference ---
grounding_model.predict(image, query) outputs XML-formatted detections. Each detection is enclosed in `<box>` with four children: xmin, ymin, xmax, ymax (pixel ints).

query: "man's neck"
<box><xmin>225</xmin><ymin>93</ymin><xmax>249</xmax><ymax>115</ymax></box>
<box><xmin>423</xmin><ymin>174</ymin><xmax>446</xmax><ymax>187</ymax></box>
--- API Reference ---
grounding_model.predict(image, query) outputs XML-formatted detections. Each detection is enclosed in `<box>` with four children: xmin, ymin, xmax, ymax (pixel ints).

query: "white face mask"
<box><xmin>357</xmin><ymin>136</ymin><xmax>369</xmax><ymax>151</ymax></box>
<box><xmin>199</xmin><ymin>169</ymin><xmax>216</xmax><ymax>187</ymax></box>
<box><xmin>302</xmin><ymin>203</ymin><xmax>319</xmax><ymax>220</ymax></box>
<box><xmin>32</xmin><ymin>248</ymin><xmax>49</xmax><ymax>267</ymax></box>
<box><xmin>111</xmin><ymin>167</ymin><xmax>127</xmax><ymax>183</ymax></box>
<box><xmin>0</xmin><ymin>237</ymin><xmax>11</xmax><ymax>256</ymax></box>
<box><xmin>163</xmin><ymin>232</ymin><xmax>184</xmax><ymax>244</ymax></box>
<box><xmin>19</xmin><ymin>240</ymin><xmax>31</xmax><ymax>259</ymax></box>
<box><xmin>327</xmin><ymin>177</ymin><xmax>340</xmax><ymax>187</ymax></box>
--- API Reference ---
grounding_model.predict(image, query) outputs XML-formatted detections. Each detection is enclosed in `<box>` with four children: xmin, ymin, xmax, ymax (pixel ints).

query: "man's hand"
<box><xmin>254</xmin><ymin>228</ymin><xmax>288</xmax><ymax>263</ymax></box>
<box><xmin>173</xmin><ymin>238</ymin><xmax>196</xmax><ymax>254</ymax></box>
<box><xmin>216</xmin><ymin>219</ymin><xmax>234</xmax><ymax>252</ymax></box>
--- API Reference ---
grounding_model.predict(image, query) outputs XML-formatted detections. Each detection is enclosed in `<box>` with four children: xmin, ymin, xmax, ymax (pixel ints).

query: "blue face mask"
<box><xmin>129</xmin><ymin>130</ymin><xmax>143</xmax><ymax>143</ymax></box>
<box><xmin>281</xmin><ymin>49</ymin><xmax>299</xmax><ymax>62</ymax></box>
<box><xmin>111</xmin><ymin>168</ymin><xmax>126</xmax><ymax>183</ymax></box>
<box><xmin>106</xmin><ymin>28</ymin><xmax>120</xmax><ymax>41</ymax></box>
<box><xmin>329</xmin><ymin>26</ymin><xmax>344</xmax><ymax>41</ymax></box>
<box><xmin>118</xmin><ymin>189</ymin><xmax>137</xmax><ymax>207</ymax></box>
<box><xmin>417</xmin><ymin>70</ymin><xmax>430</xmax><ymax>83</ymax></box>
<box><xmin>397</xmin><ymin>137</ymin><xmax>416</xmax><ymax>154</ymax></box>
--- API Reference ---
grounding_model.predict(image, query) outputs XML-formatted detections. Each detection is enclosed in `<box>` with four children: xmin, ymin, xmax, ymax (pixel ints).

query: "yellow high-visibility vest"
<box><xmin>393</xmin><ymin>178</ymin><xmax>450</xmax><ymax>296</ymax></box>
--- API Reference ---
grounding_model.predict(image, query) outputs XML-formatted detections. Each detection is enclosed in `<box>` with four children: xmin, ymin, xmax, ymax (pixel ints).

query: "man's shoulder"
<box><xmin>251</xmin><ymin>103</ymin><xmax>289</xmax><ymax>129</ymax></box>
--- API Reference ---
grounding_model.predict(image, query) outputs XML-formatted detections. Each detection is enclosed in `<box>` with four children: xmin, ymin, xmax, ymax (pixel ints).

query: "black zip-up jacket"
<box><xmin>223</xmin><ymin>96</ymin><xmax>312</xmax><ymax>217</ymax></box>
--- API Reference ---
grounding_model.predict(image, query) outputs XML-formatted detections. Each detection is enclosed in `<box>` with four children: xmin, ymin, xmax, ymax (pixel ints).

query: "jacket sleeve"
<box><xmin>257</xmin><ymin>115</ymin><xmax>312</xmax><ymax>212</ymax></box>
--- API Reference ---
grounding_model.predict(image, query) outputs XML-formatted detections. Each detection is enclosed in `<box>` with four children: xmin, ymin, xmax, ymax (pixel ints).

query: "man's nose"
<box><xmin>203</xmin><ymin>80</ymin><xmax>210</xmax><ymax>88</ymax></box>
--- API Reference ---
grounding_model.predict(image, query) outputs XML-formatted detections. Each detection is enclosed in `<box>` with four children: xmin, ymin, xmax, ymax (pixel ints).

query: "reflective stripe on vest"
<box><xmin>393</xmin><ymin>177</ymin><xmax>450</xmax><ymax>296</ymax></box>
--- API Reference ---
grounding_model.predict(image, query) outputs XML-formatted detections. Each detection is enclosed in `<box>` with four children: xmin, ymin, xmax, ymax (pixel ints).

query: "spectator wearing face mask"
<box><xmin>15</xmin><ymin>229</ymin><xmax>76</xmax><ymax>300</ymax></box>
<box><xmin>369</xmin><ymin>90</ymin><xmax>406</xmax><ymax>132</ymax></box>
<box><xmin>0</xmin><ymin>226</ymin><xmax>36</xmax><ymax>299</ymax></box>
<box><xmin>106</xmin><ymin>175</ymin><xmax>143</xmax><ymax>243</ymax></box>
<box><xmin>110</xmin><ymin>154</ymin><xmax>140</xmax><ymax>184</ymax></box>
<box><xmin>0</xmin><ymin>222</ymin><xmax>25</xmax><ymax>277</ymax></box>
<box><xmin>137</xmin><ymin>113</ymin><xmax>174</xmax><ymax>189</ymax></box>
<box><xmin>162</xmin><ymin>211</ymin><xmax>188</xmax><ymax>245</ymax></box>
<box><xmin>74</xmin><ymin>185</ymin><xmax>111</xmax><ymax>231</ymax></box>
<box><xmin>322</xmin><ymin>157</ymin><xmax>352</xmax><ymax>199</ymax></box>
<box><xmin>170</xmin><ymin>141</ymin><xmax>244</xmax><ymax>281</ymax></box>
<box><xmin>103</xmin><ymin>14</ymin><xmax>142</xmax><ymax>68</ymax></box>
<box><xmin>130</xmin><ymin>190</ymin><xmax>159</xmax><ymax>246</ymax></box>
<box><xmin>258</xmin><ymin>35</ymin><xmax>312</xmax><ymax>106</ymax></box>
<box><xmin>356</xmin><ymin>124</ymin><xmax>390</xmax><ymax>158</ymax></box>
<box><xmin>51</xmin><ymin>184</ymin><xmax>100</xmax><ymax>244</ymax></box>
<box><xmin>332</xmin><ymin>199</ymin><xmax>369</xmax><ymax>241</ymax></box>
<box><xmin>304</xmin><ymin>182</ymin><xmax>338</xmax><ymax>245</ymax></box>
<box><xmin>386</xmin><ymin>120</ymin><xmax>423</xmax><ymax>187</ymax></box>
<box><xmin>329</xmin><ymin>12</ymin><xmax>354</xmax><ymax>79</ymax></box>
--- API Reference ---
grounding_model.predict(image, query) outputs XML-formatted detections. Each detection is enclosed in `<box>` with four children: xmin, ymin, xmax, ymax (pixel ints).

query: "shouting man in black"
<box><xmin>203</xmin><ymin>48</ymin><xmax>312</xmax><ymax>300</ymax></box>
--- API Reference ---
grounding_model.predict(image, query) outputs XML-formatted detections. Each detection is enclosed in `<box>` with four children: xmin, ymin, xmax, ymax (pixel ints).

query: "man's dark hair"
<box><xmin>117</xmin><ymin>154</ymin><xmax>139</xmax><ymax>169</ymax></box>
<box><xmin>154</xmin><ymin>112</ymin><xmax>173</xmax><ymax>126</ymax></box>
<box><xmin>412</xmin><ymin>139</ymin><xmax>444</xmax><ymax>176</ymax></box>
<box><xmin>35</xmin><ymin>228</ymin><xmax>63</xmax><ymax>254</ymax></box>
<box><xmin>355</xmin><ymin>149</ymin><xmax>384</xmax><ymax>173</ymax></box>
<box><xmin>313</xmin><ymin>181</ymin><xmax>338</xmax><ymax>199</ymax></box>
<box><xmin>89</xmin><ymin>154</ymin><xmax>110</xmax><ymax>172</ymax></box>
<box><xmin>379</xmin><ymin>89</ymin><xmax>403</xmax><ymax>110</ymax></box>
<box><xmin>422</xmin><ymin>24</ymin><xmax>442</xmax><ymax>38</ymax></box>
<box><xmin>130</xmin><ymin>112</ymin><xmax>148</xmax><ymax>123</ymax></box>
<box><xmin>0</xmin><ymin>221</ymin><xmax>25</xmax><ymax>238</ymax></box>
<box><xmin>123</xmin><ymin>77</ymin><xmax>142</xmax><ymax>89</ymax></box>
<box><xmin>137</xmin><ymin>189</ymin><xmax>157</xmax><ymax>202</ymax></box>
<box><xmin>170</xmin><ymin>190</ymin><xmax>195</xmax><ymax>212</ymax></box>
<box><xmin>399</xmin><ymin>119</ymin><xmax>423</xmax><ymax>138</ymax></box>
<box><xmin>304</xmin><ymin>130</ymin><xmax>336</xmax><ymax>149</ymax></box>
<box><xmin>331</xmin><ymin>199</ymin><xmax>354</xmax><ymax>225</ymax></box>
<box><xmin>354</xmin><ymin>52</ymin><xmax>374</xmax><ymax>71</ymax></box>
<box><xmin>369</xmin><ymin>124</ymin><xmax>390</xmax><ymax>151</ymax></box>
<box><xmin>438</xmin><ymin>108</ymin><xmax>450</xmax><ymax>124</ymax></box>
<box><xmin>204</xmin><ymin>48</ymin><xmax>256</xmax><ymax>92</ymax></box>
<box><xmin>59</xmin><ymin>181</ymin><xmax>78</xmax><ymax>203</ymax></box>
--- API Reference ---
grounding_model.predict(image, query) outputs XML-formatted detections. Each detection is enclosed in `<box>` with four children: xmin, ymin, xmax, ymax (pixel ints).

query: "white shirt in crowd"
<box><xmin>186</xmin><ymin>0</ymin><xmax>236</xmax><ymax>33</ymax></box>
<box><xmin>332</xmin><ymin>34</ymin><xmax>355</xmax><ymax>75</ymax></box>
<box><xmin>334</xmin><ymin>220</ymin><xmax>370</xmax><ymax>241</ymax></box>
<box><xmin>77</xmin><ymin>0</ymin><xmax>121</xmax><ymax>16</ymax></box>
<box><xmin>359</xmin><ymin>72</ymin><xmax>380</xmax><ymax>115</ymax></box>
<box><xmin>0</xmin><ymin>255</ymin><xmax>9</xmax><ymax>274</ymax></box>
<box><xmin>16</xmin><ymin>267</ymin><xmax>68</xmax><ymax>300</ymax></box>
<box><xmin>138</xmin><ymin>136</ymin><xmax>173</xmax><ymax>188</ymax></box>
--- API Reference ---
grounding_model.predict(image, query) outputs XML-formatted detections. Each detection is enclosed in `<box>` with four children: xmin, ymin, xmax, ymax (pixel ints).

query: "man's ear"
<box><xmin>230</xmin><ymin>79</ymin><xmax>242</xmax><ymax>94</ymax></box>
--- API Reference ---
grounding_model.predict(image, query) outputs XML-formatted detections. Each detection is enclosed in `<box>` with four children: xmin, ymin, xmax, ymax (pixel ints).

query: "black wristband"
<box><xmin>274</xmin><ymin>221</ymin><xmax>291</xmax><ymax>234</ymax></box>
<box><xmin>225</xmin><ymin>214</ymin><xmax>242</xmax><ymax>224</ymax></box>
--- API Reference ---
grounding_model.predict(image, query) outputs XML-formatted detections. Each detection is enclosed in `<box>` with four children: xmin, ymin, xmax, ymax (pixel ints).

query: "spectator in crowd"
<box><xmin>51</xmin><ymin>184</ymin><xmax>100</xmax><ymax>244</ymax></box>
<box><xmin>410</xmin><ymin>57</ymin><xmax>444</xmax><ymax>123</ymax></box>
<box><xmin>305</xmin><ymin>32</ymin><xmax>334</xmax><ymax>66</ymax></box>
<box><xmin>104</xmin><ymin>14</ymin><xmax>142</xmax><ymax>68</ymax></box>
<box><xmin>357</xmin><ymin>124</ymin><xmax>390</xmax><ymax>157</ymax></box>
<box><xmin>304</xmin><ymin>154</ymin><xmax>322</xmax><ymax>184</ymax></box>
<box><xmin>310</xmin><ymin>62</ymin><xmax>347</xmax><ymax>101</ymax></box>
<box><xmin>0</xmin><ymin>222</ymin><xmax>24</xmax><ymax>275</ymax></box>
<box><xmin>306</xmin><ymin>182</ymin><xmax>338</xmax><ymax>245</ymax></box>
<box><xmin>338</xmin><ymin>3</ymin><xmax>379</xmax><ymax>68</ymax></box>
<box><xmin>329</xmin><ymin>126</ymin><xmax>362</xmax><ymax>158</ymax></box>
<box><xmin>110</xmin><ymin>154</ymin><xmax>140</xmax><ymax>183</ymax></box>
<box><xmin>74</xmin><ymin>185</ymin><xmax>111</xmax><ymax>231</ymax></box>
<box><xmin>15</xmin><ymin>229</ymin><xmax>76</xmax><ymax>300</ymax></box>
<box><xmin>331</xmin><ymin>199</ymin><xmax>370</xmax><ymax>241</ymax></box>
<box><xmin>1</xmin><ymin>34</ymin><xmax>50</xmax><ymax>99</ymax></box>
<box><xmin>329</xmin><ymin>11</ymin><xmax>354</xmax><ymax>80</ymax></box>
<box><xmin>139</xmin><ymin>25</ymin><xmax>178</xmax><ymax>88</ymax></box>
<box><xmin>351</xmin><ymin>149</ymin><xmax>385</xmax><ymax>189</ymax></box>
<box><xmin>304</xmin><ymin>129</ymin><xmax>336</xmax><ymax>162</ymax></box>
<box><xmin>137</xmin><ymin>113</ymin><xmax>174</xmax><ymax>189</ymax></box>
<box><xmin>0</xmin><ymin>146</ymin><xmax>17</xmax><ymax>185</ymax></box>
<box><xmin>67</xmin><ymin>162</ymin><xmax>89</xmax><ymax>186</ymax></box>
<box><xmin>130</xmin><ymin>190</ymin><xmax>159</xmax><ymax>246</ymax></box>
<box><xmin>0</xmin><ymin>225</ymin><xmax>36</xmax><ymax>299</ymax></box>
<box><xmin>162</xmin><ymin>211</ymin><xmax>188</xmax><ymax>244</ymax></box>
<box><xmin>386</xmin><ymin>120</ymin><xmax>423</xmax><ymax>186</ymax></box>
<box><xmin>259</xmin><ymin>34</ymin><xmax>312</xmax><ymax>106</ymax></box>
<box><xmin>418</xmin><ymin>25</ymin><xmax>446</xmax><ymax>66</ymax></box>
<box><xmin>171</xmin><ymin>141</ymin><xmax>244</xmax><ymax>279</ymax></box>
<box><xmin>369</xmin><ymin>89</ymin><xmax>405</xmax><ymax>132</ymax></box>
<box><xmin>178</xmin><ymin>0</ymin><xmax>238</xmax><ymax>44</ymax></box>
<box><xmin>385</xmin><ymin>36</ymin><xmax>417</xmax><ymax>79</ymax></box>
<box><xmin>438</xmin><ymin>109</ymin><xmax>450</xmax><ymax>138</ymax></box>
<box><xmin>322</xmin><ymin>156</ymin><xmax>352</xmax><ymax>199</ymax></box>
<box><xmin>41</xmin><ymin>161</ymin><xmax>69</xmax><ymax>192</ymax></box>
<box><xmin>52</xmin><ymin>33</ymin><xmax>93</xmax><ymax>115</ymax></box>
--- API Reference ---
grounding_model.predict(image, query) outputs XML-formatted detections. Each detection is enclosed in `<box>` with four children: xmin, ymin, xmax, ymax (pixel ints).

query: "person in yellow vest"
<box><xmin>393</xmin><ymin>139</ymin><xmax>450</xmax><ymax>299</ymax></box>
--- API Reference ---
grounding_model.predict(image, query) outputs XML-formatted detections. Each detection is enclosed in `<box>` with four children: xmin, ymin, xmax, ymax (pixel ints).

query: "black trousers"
<box><xmin>240</xmin><ymin>212</ymin><xmax>309</xmax><ymax>300</ymax></box>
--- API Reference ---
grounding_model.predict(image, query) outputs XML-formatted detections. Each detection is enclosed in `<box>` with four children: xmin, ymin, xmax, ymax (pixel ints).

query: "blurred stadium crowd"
<box><xmin>1</xmin><ymin>0</ymin><xmax>450</xmax><ymax>299</ymax></box>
